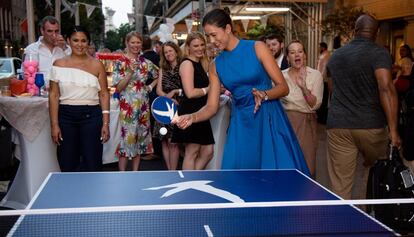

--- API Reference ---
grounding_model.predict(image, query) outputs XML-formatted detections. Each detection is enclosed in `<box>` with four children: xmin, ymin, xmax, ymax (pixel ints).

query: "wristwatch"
<box><xmin>263</xmin><ymin>91</ymin><xmax>269</xmax><ymax>101</ymax></box>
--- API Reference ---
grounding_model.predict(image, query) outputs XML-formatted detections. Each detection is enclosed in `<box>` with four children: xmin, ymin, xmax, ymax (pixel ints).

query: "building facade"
<box><xmin>343</xmin><ymin>0</ymin><xmax>414</xmax><ymax>61</ymax></box>
<box><xmin>0</xmin><ymin>0</ymin><xmax>26</xmax><ymax>57</ymax></box>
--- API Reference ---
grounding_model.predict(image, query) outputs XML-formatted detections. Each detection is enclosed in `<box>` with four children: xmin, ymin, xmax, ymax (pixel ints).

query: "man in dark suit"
<box><xmin>265</xmin><ymin>34</ymin><xmax>289</xmax><ymax>70</ymax></box>
<box><xmin>142</xmin><ymin>36</ymin><xmax>160</xmax><ymax>67</ymax></box>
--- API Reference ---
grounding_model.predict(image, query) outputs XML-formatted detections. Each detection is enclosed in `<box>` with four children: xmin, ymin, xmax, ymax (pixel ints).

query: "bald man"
<box><xmin>326</xmin><ymin>14</ymin><xmax>401</xmax><ymax>199</ymax></box>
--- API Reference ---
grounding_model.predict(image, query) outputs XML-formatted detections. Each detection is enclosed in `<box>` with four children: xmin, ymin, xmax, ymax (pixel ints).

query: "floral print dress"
<box><xmin>112</xmin><ymin>55</ymin><xmax>159</xmax><ymax>158</ymax></box>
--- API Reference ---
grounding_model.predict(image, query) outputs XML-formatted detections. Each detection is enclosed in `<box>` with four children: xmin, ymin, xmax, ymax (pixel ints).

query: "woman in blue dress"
<box><xmin>174</xmin><ymin>9</ymin><xmax>309</xmax><ymax>175</ymax></box>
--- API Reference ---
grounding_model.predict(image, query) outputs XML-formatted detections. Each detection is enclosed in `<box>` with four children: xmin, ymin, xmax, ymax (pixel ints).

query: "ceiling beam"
<box><xmin>150</xmin><ymin>0</ymin><xmax>192</xmax><ymax>33</ymax></box>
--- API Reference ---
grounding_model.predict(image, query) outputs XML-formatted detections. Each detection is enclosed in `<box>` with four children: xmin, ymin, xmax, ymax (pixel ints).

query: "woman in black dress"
<box><xmin>154</xmin><ymin>41</ymin><xmax>183</xmax><ymax>170</ymax></box>
<box><xmin>171</xmin><ymin>32</ymin><xmax>214</xmax><ymax>170</ymax></box>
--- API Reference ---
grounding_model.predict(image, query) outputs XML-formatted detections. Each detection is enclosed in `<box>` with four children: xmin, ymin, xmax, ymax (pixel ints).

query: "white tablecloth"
<box><xmin>102</xmin><ymin>98</ymin><xmax>121</xmax><ymax>164</ymax></box>
<box><xmin>206</xmin><ymin>95</ymin><xmax>231</xmax><ymax>170</ymax></box>
<box><xmin>0</xmin><ymin>97</ymin><xmax>59</xmax><ymax>209</ymax></box>
<box><xmin>0</xmin><ymin>97</ymin><xmax>120</xmax><ymax>209</ymax></box>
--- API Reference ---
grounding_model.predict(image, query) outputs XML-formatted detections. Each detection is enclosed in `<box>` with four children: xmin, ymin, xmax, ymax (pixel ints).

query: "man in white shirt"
<box><xmin>265</xmin><ymin>34</ymin><xmax>289</xmax><ymax>70</ymax></box>
<box><xmin>23</xmin><ymin>16</ymin><xmax>69</xmax><ymax>85</ymax></box>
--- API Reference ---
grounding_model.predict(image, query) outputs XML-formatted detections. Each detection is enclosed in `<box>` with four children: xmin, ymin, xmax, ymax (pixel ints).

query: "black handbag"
<box><xmin>366</xmin><ymin>146</ymin><xmax>414</xmax><ymax>232</ymax></box>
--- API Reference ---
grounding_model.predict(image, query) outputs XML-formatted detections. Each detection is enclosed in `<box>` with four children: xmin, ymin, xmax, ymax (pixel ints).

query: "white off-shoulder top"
<box><xmin>49</xmin><ymin>66</ymin><xmax>101</xmax><ymax>105</ymax></box>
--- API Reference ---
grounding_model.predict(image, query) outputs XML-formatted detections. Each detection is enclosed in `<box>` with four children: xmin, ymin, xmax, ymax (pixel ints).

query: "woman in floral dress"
<box><xmin>112</xmin><ymin>31</ymin><xmax>159</xmax><ymax>171</ymax></box>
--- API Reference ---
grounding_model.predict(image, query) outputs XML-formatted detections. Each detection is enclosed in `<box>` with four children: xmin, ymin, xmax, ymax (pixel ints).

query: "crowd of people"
<box><xmin>19</xmin><ymin>9</ymin><xmax>413</xmax><ymax>200</ymax></box>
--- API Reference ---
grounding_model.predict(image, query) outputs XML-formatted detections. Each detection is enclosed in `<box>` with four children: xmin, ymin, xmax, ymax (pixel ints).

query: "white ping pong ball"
<box><xmin>159</xmin><ymin>127</ymin><xmax>167</xmax><ymax>135</ymax></box>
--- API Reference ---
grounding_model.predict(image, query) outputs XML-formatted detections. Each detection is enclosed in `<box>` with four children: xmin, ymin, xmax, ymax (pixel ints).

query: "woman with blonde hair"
<box><xmin>281</xmin><ymin>40</ymin><xmax>324</xmax><ymax>176</ymax></box>
<box><xmin>112</xmin><ymin>31</ymin><xmax>159</xmax><ymax>171</ymax></box>
<box><xmin>171</xmin><ymin>32</ymin><xmax>214</xmax><ymax>170</ymax></box>
<box><xmin>154</xmin><ymin>41</ymin><xmax>184</xmax><ymax>170</ymax></box>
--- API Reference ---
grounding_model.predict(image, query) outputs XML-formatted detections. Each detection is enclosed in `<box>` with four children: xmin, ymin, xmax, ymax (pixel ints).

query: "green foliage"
<box><xmin>246</xmin><ymin>23</ymin><xmax>285</xmax><ymax>40</ymax></box>
<box><xmin>104</xmin><ymin>30</ymin><xmax>122</xmax><ymax>52</ymax></box>
<box><xmin>103</xmin><ymin>23</ymin><xmax>134</xmax><ymax>51</ymax></box>
<box><xmin>117</xmin><ymin>23</ymin><xmax>135</xmax><ymax>45</ymax></box>
<box><xmin>321</xmin><ymin>5</ymin><xmax>366</xmax><ymax>42</ymax></box>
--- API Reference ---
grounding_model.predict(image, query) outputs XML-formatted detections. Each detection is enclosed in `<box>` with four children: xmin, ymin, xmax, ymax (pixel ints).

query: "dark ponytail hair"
<box><xmin>202</xmin><ymin>8</ymin><xmax>233</xmax><ymax>31</ymax></box>
<box><xmin>65</xmin><ymin>25</ymin><xmax>91</xmax><ymax>42</ymax></box>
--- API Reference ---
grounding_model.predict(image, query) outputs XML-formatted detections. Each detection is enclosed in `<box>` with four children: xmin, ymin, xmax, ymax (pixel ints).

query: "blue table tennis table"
<box><xmin>7</xmin><ymin>170</ymin><xmax>397</xmax><ymax>236</ymax></box>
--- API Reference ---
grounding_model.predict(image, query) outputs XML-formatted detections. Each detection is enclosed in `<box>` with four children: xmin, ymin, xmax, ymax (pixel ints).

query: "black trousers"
<box><xmin>57</xmin><ymin>104</ymin><xmax>103</xmax><ymax>171</ymax></box>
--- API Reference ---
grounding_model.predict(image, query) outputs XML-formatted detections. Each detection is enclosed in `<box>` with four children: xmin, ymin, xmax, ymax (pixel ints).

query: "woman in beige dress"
<box><xmin>281</xmin><ymin>40</ymin><xmax>324</xmax><ymax>177</ymax></box>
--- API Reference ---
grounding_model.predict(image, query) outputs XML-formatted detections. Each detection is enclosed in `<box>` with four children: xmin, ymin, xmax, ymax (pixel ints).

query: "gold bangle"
<box><xmin>192</xmin><ymin>113</ymin><xmax>197</xmax><ymax>123</ymax></box>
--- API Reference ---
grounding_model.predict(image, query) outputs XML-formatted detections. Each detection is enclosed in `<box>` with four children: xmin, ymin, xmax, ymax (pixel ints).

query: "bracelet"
<box><xmin>201</xmin><ymin>88</ymin><xmax>207</xmax><ymax>95</ymax></box>
<box><xmin>103</xmin><ymin>122</ymin><xmax>110</xmax><ymax>125</ymax></box>
<box><xmin>178</xmin><ymin>89</ymin><xmax>183</xmax><ymax>96</ymax></box>
<box><xmin>102</xmin><ymin>110</ymin><xmax>110</xmax><ymax>114</ymax></box>
<box><xmin>148</xmin><ymin>85</ymin><xmax>153</xmax><ymax>91</ymax></box>
<box><xmin>192</xmin><ymin>113</ymin><xmax>197</xmax><ymax>123</ymax></box>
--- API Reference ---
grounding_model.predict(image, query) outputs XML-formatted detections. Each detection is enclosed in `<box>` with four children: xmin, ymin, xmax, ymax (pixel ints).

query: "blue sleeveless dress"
<box><xmin>215</xmin><ymin>40</ymin><xmax>310</xmax><ymax>175</ymax></box>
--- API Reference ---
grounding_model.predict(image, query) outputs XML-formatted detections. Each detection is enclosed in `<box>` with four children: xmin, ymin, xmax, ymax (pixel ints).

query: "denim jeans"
<box><xmin>57</xmin><ymin>104</ymin><xmax>103</xmax><ymax>172</ymax></box>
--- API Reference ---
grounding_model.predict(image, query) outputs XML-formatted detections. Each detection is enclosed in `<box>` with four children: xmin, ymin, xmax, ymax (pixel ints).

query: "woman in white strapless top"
<box><xmin>49</xmin><ymin>26</ymin><xmax>110</xmax><ymax>172</ymax></box>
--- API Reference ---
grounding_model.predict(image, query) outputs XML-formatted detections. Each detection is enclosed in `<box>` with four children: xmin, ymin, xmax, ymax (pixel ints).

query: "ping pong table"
<box><xmin>7</xmin><ymin>170</ymin><xmax>397</xmax><ymax>236</ymax></box>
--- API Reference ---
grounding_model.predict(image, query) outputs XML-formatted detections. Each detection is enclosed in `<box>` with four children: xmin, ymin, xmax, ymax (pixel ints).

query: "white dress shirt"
<box><xmin>276</xmin><ymin>53</ymin><xmax>285</xmax><ymax>68</ymax></box>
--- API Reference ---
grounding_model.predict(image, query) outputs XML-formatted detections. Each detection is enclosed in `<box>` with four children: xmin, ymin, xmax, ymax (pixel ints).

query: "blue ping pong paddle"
<box><xmin>151</xmin><ymin>96</ymin><xmax>178</xmax><ymax>124</ymax></box>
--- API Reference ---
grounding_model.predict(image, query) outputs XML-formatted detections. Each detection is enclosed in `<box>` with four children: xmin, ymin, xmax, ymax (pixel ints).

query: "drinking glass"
<box><xmin>35</xmin><ymin>73</ymin><xmax>45</xmax><ymax>96</ymax></box>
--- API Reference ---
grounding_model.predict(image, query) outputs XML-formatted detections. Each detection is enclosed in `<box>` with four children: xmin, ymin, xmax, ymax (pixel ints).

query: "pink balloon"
<box><xmin>27</xmin><ymin>66</ymin><xmax>36</xmax><ymax>74</ymax></box>
<box><xmin>29</xmin><ymin>61</ymin><xmax>39</xmax><ymax>67</ymax></box>
<box><xmin>24</xmin><ymin>72</ymin><xmax>31</xmax><ymax>79</ymax></box>
<box><xmin>27</xmin><ymin>84</ymin><xmax>36</xmax><ymax>90</ymax></box>
<box><xmin>28</xmin><ymin>88</ymin><xmax>36</xmax><ymax>95</ymax></box>
<box><xmin>27</xmin><ymin>77</ymin><xmax>35</xmax><ymax>84</ymax></box>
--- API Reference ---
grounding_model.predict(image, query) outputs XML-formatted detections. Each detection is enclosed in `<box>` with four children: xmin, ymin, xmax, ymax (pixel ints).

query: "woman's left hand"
<box><xmin>101</xmin><ymin>125</ymin><xmax>110</xmax><ymax>143</ymax></box>
<box><xmin>172</xmin><ymin>114</ymin><xmax>193</xmax><ymax>129</ymax></box>
<box><xmin>166</xmin><ymin>90</ymin><xmax>177</xmax><ymax>99</ymax></box>
<box><xmin>252</xmin><ymin>88</ymin><xmax>267</xmax><ymax>113</ymax></box>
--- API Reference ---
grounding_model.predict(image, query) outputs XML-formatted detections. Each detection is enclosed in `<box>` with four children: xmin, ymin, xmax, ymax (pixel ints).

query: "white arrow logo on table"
<box><xmin>143</xmin><ymin>180</ymin><xmax>245</xmax><ymax>203</ymax></box>
<box><xmin>153</xmin><ymin>101</ymin><xmax>177</xmax><ymax>120</ymax></box>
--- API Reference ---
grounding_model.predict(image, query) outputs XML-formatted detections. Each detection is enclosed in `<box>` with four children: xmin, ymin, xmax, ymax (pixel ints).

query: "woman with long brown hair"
<box><xmin>154</xmin><ymin>41</ymin><xmax>183</xmax><ymax>170</ymax></box>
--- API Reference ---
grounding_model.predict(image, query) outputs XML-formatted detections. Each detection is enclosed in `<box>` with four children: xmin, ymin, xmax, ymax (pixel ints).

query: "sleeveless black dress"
<box><xmin>153</xmin><ymin>65</ymin><xmax>182</xmax><ymax>140</ymax></box>
<box><xmin>171</xmin><ymin>58</ymin><xmax>214</xmax><ymax>145</ymax></box>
